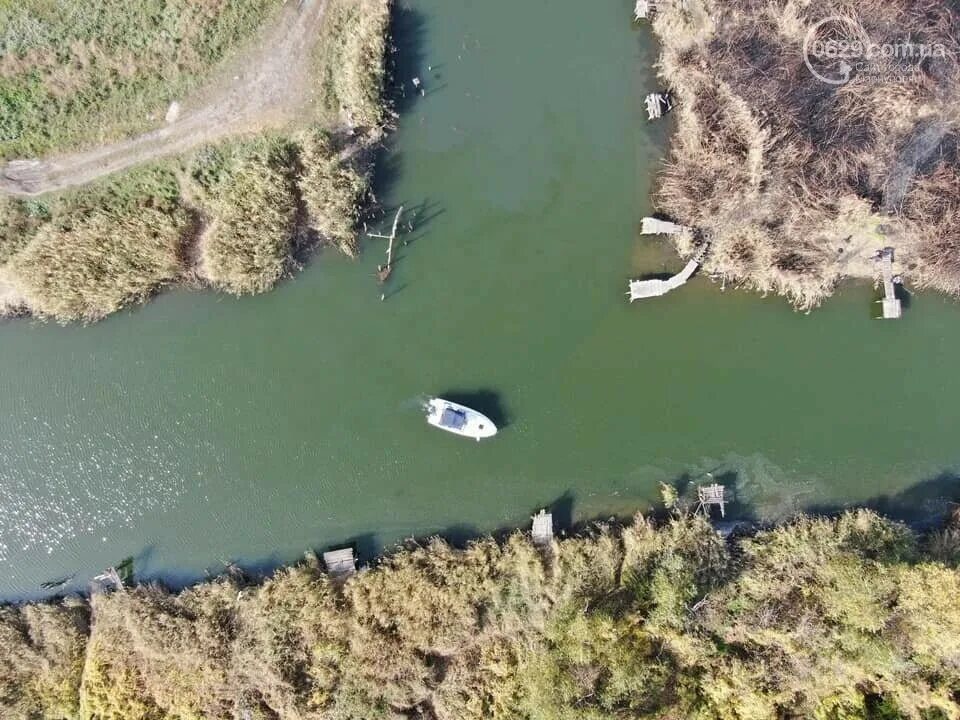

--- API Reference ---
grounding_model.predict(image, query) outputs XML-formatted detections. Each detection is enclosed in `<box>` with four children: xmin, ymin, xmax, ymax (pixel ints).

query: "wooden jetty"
<box><xmin>641</xmin><ymin>217</ymin><xmax>686</xmax><ymax>236</ymax></box>
<box><xmin>629</xmin><ymin>228</ymin><xmax>709</xmax><ymax>302</ymax></box>
<box><xmin>645</xmin><ymin>92</ymin><xmax>672</xmax><ymax>121</ymax></box>
<box><xmin>531</xmin><ymin>509</ymin><xmax>554</xmax><ymax>546</ymax></box>
<box><xmin>634</xmin><ymin>0</ymin><xmax>653</xmax><ymax>20</ymax></box>
<box><xmin>323</xmin><ymin>548</ymin><xmax>357</xmax><ymax>577</ymax></box>
<box><xmin>697</xmin><ymin>484</ymin><xmax>727</xmax><ymax>518</ymax></box>
<box><xmin>876</xmin><ymin>247</ymin><xmax>902</xmax><ymax>319</ymax></box>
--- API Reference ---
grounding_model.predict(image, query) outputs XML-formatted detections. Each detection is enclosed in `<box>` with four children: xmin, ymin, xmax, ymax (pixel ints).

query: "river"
<box><xmin>2</xmin><ymin>0</ymin><xmax>959</xmax><ymax>600</ymax></box>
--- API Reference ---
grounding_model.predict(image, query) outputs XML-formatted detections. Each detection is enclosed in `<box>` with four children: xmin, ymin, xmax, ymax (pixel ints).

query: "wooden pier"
<box><xmin>645</xmin><ymin>93</ymin><xmax>672</xmax><ymax>121</ymax></box>
<box><xmin>877</xmin><ymin>247</ymin><xmax>902</xmax><ymax>319</ymax></box>
<box><xmin>531</xmin><ymin>509</ymin><xmax>554</xmax><ymax>546</ymax></box>
<box><xmin>629</xmin><ymin>222</ymin><xmax>708</xmax><ymax>302</ymax></box>
<box><xmin>634</xmin><ymin>0</ymin><xmax>653</xmax><ymax>20</ymax></box>
<box><xmin>323</xmin><ymin>548</ymin><xmax>357</xmax><ymax>577</ymax></box>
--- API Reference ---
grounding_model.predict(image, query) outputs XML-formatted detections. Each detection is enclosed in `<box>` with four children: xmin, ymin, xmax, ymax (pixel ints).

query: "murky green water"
<box><xmin>2</xmin><ymin>0</ymin><xmax>960</xmax><ymax>600</ymax></box>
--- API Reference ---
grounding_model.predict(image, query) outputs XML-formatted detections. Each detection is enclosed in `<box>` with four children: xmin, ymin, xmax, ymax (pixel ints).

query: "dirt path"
<box><xmin>0</xmin><ymin>0</ymin><xmax>329</xmax><ymax>198</ymax></box>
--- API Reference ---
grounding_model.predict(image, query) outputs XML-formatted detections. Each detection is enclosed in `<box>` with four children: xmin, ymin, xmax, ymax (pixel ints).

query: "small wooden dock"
<box><xmin>629</xmin><ymin>220</ymin><xmax>708</xmax><ymax>302</ymax></box>
<box><xmin>645</xmin><ymin>93</ymin><xmax>672</xmax><ymax>121</ymax></box>
<box><xmin>697</xmin><ymin>484</ymin><xmax>727</xmax><ymax>518</ymax></box>
<box><xmin>634</xmin><ymin>0</ymin><xmax>654</xmax><ymax>20</ymax></box>
<box><xmin>531</xmin><ymin>509</ymin><xmax>554</xmax><ymax>546</ymax></box>
<box><xmin>877</xmin><ymin>247</ymin><xmax>902</xmax><ymax>319</ymax></box>
<box><xmin>323</xmin><ymin>548</ymin><xmax>357</xmax><ymax>577</ymax></box>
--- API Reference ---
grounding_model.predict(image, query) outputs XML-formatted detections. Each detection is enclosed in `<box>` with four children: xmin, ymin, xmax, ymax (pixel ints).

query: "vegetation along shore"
<box><xmin>0</xmin><ymin>0</ymin><xmax>391</xmax><ymax>322</ymax></box>
<box><xmin>2</xmin><ymin>506</ymin><xmax>960</xmax><ymax>719</ymax></box>
<box><xmin>646</xmin><ymin>0</ymin><xmax>960</xmax><ymax>309</ymax></box>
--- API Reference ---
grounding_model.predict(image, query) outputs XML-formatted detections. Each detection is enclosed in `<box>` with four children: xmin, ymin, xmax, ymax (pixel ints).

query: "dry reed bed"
<box><xmin>0</xmin><ymin>0</ymin><xmax>390</xmax><ymax>323</ymax></box>
<box><xmin>651</xmin><ymin>0</ymin><xmax>960</xmax><ymax>309</ymax></box>
<box><xmin>2</xmin><ymin>509</ymin><xmax>960</xmax><ymax>719</ymax></box>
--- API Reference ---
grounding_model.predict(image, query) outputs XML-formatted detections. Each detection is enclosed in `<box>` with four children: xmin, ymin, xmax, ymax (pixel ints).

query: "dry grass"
<box><xmin>0</xmin><ymin>598</ymin><xmax>88</xmax><ymax>720</ymax></box>
<box><xmin>0</xmin><ymin>0</ymin><xmax>391</xmax><ymax>323</ymax></box>
<box><xmin>299</xmin><ymin>129</ymin><xmax>373</xmax><ymax>256</ymax></box>
<box><xmin>5</xmin><ymin>510</ymin><xmax>960</xmax><ymax>719</ymax></box>
<box><xmin>191</xmin><ymin>137</ymin><xmax>300</xmax><ymax>296</ymax></box>
<box><xmin>2</xmin><ymin>169</ymin><xmax>187</xmax><ymax>323</ymax></box>
<box><xmin>314</xmin><ymin>0</ymin><xmax>391</xmax><ymax>129</ymax></box>
<box><xmin>651</xmin><ymin>0</ymin><xmax>960</xmax><ymax>308</ymax></box>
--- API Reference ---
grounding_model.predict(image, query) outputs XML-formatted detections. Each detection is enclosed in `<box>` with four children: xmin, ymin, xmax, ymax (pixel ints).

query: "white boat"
<box><xmin>425</xmin><ymin>398</ymin><xmax>498</xmax><ymax>441</ymax></box>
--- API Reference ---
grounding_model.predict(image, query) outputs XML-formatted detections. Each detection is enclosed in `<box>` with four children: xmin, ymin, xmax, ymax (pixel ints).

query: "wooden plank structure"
<box><xmin>629</xmin><ymin>239</ymin><xmax>710</xmax><ymax>302</ymax></box>
<box><xmin>323</xmin><ymin>548</ymin><xmax>357</xmax><ymax>577</ymax></box>
<box><xmin>634</xmin><ymin>0</ymin><xmax>653</xmax><ymax>20</ymax></box>
<box><xmin>697</xmin><ymin>484</ymin><xmax>727</xmax><ymax>518</ymax></box>
<box><xmin>531</xmin><ymin>509</ymin><xmax>554</xmax><ymax>546</ymax></box>
<box><xmin>876</xmin><ymin>247</ymin><xmax>902</xmax><ymax>319</ymax></box>
<box><xmin>641</xmin><ymin>217</ymin><xmax>687</xmax><ymax>235</ymax></box>
<box><xmin>645</xmin><ymin>92</ymin><xmax>672</xmax><ymax>121</ymax></box>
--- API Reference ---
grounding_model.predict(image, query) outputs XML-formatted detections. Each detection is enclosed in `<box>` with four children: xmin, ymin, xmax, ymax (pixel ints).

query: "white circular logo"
<box><xmin>803</xmin><ymin>16</ymin><xmax>864</xmax><ymax>85</ymax></box>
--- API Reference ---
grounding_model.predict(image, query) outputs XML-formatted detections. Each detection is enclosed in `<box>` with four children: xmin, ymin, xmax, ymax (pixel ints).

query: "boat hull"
<box><xmin>426</xmin><ymin>398</ymin><xmax>498</xmax><ymax>441</ymax></box>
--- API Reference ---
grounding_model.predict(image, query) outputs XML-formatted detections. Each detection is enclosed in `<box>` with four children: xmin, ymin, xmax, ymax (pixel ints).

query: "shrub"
<box><xmin>194</xmin><ymin>138</ymin><xmax>300</xmax><ymax>295</ymax></box>
<box><xmin>4</xmin><ymin>169</ymin><xmax>186</xmax><ymax>322</ymax></box>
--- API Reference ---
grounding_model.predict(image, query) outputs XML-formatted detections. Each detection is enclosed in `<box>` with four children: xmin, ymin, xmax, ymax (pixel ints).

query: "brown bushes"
<box><xmin>4</xmin><ymin>512</ymin><xmax>960</xmax><ymax>718</ymax></box>
<box><xmin>0</xmin><ymin>0</ymin><xmax>389</xmax><ymax>323</ymax></box>
<box><xmin>3</xmin><ymin>169</ymin><xmax>187</xmax><ymax>323</ymax></box>
<box><xmin>192</xmin><ymin>138</ymin><xmax>301</xmax><ymax>296</ymax></box>
<box><xmin>652</xmin><ymin>0</ymin><xmax>960</xmax><ymax>308</ymax></box>
<box><xmin>0</xmin><ymin>598</ymin><xmax>88</xmax><ymax>720</ymax></box>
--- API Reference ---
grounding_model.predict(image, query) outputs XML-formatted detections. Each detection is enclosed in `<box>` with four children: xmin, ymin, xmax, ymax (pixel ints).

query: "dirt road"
<box><xmin>0</xmin><ymin>0</ymin><xmax>329</xmax><ymax>198</ymax></box>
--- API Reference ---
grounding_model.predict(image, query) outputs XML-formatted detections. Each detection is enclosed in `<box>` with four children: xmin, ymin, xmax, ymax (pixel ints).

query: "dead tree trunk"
<box><xmin>368</xmin><ymin>205</ymin><xmax>404</xmax><ymax>283</ymax></box>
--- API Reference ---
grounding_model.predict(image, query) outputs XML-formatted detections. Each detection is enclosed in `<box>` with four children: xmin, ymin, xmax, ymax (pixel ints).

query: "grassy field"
<box><xmin>0</xmin><ymin>0</ymin><xmax>283</xmax><ymax>159</ymax></box>
<box><xmin>1</xmin><ymin>505</ymin><xmax>959</xmax><ymax>719</ymax></box>
<box><xmin>0</xmin><ymin>0</ymin><xmax>389</xmax><ymax>323</ymax></box>
<box><xmin>649</xmin><ymin>0</ymin><xmax>960</xmax><ymax>309</ymax></box>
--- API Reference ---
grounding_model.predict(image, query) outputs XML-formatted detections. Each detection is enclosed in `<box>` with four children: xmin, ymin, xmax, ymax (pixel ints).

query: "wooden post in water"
<box><xmin>368</xmin><ymin>205</ymin><xmax>404</xmax><ymax>284</ymax></box>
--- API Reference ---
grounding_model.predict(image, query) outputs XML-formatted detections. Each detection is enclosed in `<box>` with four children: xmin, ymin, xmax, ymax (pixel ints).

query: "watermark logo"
<box><xmin>803</xmin><ymin>16</ymin><xmax>946</xmax><ymax>85</ymax></box>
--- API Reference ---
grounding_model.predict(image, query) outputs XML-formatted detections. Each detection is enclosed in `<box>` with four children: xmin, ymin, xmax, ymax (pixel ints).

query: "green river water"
<box><xmin>2</xmin><ymin>0</ymin><xmax>960</xmax><ymax>600</ymax></box>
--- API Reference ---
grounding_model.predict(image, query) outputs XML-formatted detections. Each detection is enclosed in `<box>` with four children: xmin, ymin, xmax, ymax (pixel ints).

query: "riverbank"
<box><xmin>0</xmin><ymin>0</ymin><xmax>391</xmax><ymax>323</ymax></box>
<box><xmin>646</xmin><ymin>0</ymin><xmax>960</xmax><ymax>310</ymax></box>
<box><xmin>2</xmin><ymin>506</ymin><xmax>959</xmax><ymax>719</ymax></box>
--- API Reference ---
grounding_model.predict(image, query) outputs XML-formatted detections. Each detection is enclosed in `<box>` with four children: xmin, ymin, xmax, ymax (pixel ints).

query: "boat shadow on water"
<box><xmin>435</xmin><ymin>389</ymin><xmax>511</xmax><ymax>430</ymax></box>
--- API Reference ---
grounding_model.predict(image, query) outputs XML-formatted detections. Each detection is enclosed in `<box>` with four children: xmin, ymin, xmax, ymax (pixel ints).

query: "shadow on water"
<box><xmin>897</xmin><ymin>282</ymin><xmax>913</xmax><ymax>311</ymax></box>
<box><xmin>388</xmin><ymin>4</ymin><xmax>430</xmax><ymax>117</ymax></box>
<box><xmin>806</xmin><ymin>472</ymin><xmax>960</xmax><ymax>529</ymax></box>
<box><xmin>436</xmin><ymin>389</ymin><xmax>512</xmax><ymax>429</ymax></box>
<box><xmin>14</xmin><ymin>473</ymin><xmax>960</xmax><ymax>603</ymax></box>
<box><xmin>356</xmin><ymin>2</ymin><xmax>430</xmax><ymax>231</ymax></box>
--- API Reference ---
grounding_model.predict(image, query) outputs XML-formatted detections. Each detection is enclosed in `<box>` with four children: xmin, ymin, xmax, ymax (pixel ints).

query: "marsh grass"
<box><xmin>0</xmin><ymin>0</ymin><xmax>283</xmax><ymax>159</ymax></box>
<box><xmin>2</xmin><ymin>167</ymin><xmax>188</xmax><ymax>323</ymax></box>
<box><xmin>191</xmin><ymin>137</ymin><xmax>301</xmax><ymax>296</ymax></box>
<box><xmin>0</xmin><ymin>598</ymin><xmax>88</xmax><ymax>720</ymax></box>
<box><xmin>3</xmin><ymin>511</ymin><xmax>960</xmax><ymax>719</ymax></box>
<box><xmin>299</xmin><ymin>129</ymin><xmax>373</xmax><ymax>256</ymax></box>
<box><xmin>314</xmin><ymin>0</ymin><xmax>391</xmax><ymax>129</ymax></box>
<box><xmin>0</xmin><ymin>0</ymin><xmax>390</xmax><ymax>322</ymax></box>
<box><xmin>652</xmin><ymin>0</ymin><xmax>960</xmax><ymax>308</ymax></box>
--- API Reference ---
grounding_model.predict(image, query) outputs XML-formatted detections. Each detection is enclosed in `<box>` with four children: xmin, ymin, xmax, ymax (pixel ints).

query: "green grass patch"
<box><xmin>0</xmin><ymin>0</ymin><xmax>283</xmax><ymax>158</ymax></box>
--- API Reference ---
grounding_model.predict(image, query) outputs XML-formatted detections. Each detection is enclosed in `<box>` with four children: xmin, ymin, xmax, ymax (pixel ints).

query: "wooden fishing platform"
<box><xmin>531</xmin><ymin>509</ymin><xmax>554</xmax><ymax>546</ymax></box>
<box><xmin>323</xmin><ymin>548</ymin><xmax>357</xmax><ymax>577</ymax></box>
<box><xmin>877</xmin><ymin>247</ymin><xmax>902</xmax><ymax>319</ymax></box>
<box><xmin>697</xmin><ymin>484</ymin><xmax>727</xmax><ymax>518</ymax></box>
<box><xmin>629</xmin><ymin>220</ymin><xmax>708</xmax><ymax>302</ymax></box>
<box><xmin>634</xmin><ymin>0</ymin><xmax>654</xmax><ymax>20</ymax></box>
<box><xmin>645</xmin><ymin>93</ymin><xmax>672</xmax><ymax>121</ymax></box>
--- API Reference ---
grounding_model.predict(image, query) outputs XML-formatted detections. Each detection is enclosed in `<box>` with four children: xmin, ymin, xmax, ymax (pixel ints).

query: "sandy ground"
<box><xmin>0</xmin><ymin>0</ymin><xmax>329</xmax><ymax>198</ymax></box>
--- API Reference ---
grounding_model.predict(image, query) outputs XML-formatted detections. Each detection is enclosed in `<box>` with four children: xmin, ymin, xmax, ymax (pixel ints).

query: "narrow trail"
<box><xmin>0</xmin><ymin>0</ymin><xmax>330</xmax><ymax>198</ymax></box>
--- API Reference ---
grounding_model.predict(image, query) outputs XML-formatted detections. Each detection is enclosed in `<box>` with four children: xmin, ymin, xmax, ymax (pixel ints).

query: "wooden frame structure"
<box><xmin>531</xmin><ymin>509</ymin><xmax>554</xmax><ymax>546</ymax></box>
<box><xmin>697</xmin><ymin>484</ymin><xmax>727</xmax><ymax>518</ymax></box>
